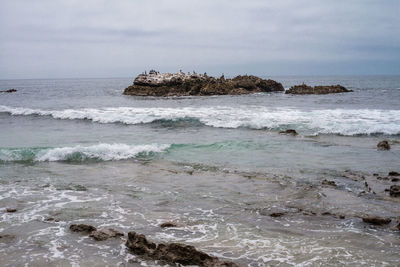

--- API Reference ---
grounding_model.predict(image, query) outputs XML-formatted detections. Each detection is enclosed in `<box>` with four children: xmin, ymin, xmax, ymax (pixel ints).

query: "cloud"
<box><xmin>0</xmin><ymin>0</ymin><xmax>399</xmax><ymax>78</ymax></box>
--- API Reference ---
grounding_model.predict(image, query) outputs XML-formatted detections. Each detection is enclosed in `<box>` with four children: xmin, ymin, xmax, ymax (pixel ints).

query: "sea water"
<box><xmin>0</xmin><ymin>76</ymin><xmax>399</xmax><ymax>266</ymax></box>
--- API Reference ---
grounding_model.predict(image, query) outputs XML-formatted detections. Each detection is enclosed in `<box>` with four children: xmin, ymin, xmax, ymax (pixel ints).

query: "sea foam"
<box><xmin>0</xmin><ymin>143</ymin><xmax>170</xmax><ymax>162</ymax></box>
<box><xmin>1</xmin><ymin>105</ymin><xmax>400</xmax><ymax>136</ymax></box>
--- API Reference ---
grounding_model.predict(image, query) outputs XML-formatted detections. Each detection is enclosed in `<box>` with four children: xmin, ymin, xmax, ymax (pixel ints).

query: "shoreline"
<box><xmin>1</xmin><ymin>159</ymin><xmax>399</xmax><ymax>265</ymax></box>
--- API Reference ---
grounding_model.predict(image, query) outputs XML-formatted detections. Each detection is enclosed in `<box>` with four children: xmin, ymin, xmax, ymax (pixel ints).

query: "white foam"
<box><xmin>0</xmin><ymin>143</ymin><xmax>170</xmax><ymax>162</ymax></box>
<box><xmin>38</xmin><ymin>143</ymin><xmax>169</xmax><ymax>161</ymax></box>
<box><xmin>1</xmin><ymin>105</ymin><xmax>400</xmax><ymax>135</ymax></box>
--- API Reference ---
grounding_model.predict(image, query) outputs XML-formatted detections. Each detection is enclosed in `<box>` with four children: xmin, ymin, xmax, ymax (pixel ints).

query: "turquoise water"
<box><xmin>0</xmin><ymin>76</ymin><xmax>399</xmax><ymax>266</ymax></box>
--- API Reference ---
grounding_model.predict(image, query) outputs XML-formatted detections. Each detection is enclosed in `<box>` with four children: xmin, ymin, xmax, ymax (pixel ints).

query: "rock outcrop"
<box><xmin>90</xmin><ymin>229</ymin><xmax>124</xmax><ymax>241</ymax></box>
<box><xmin>126</xmin><ymin>231</ymin><xmax>238</xmax><ymax>266</ymax></box>
<box><xmin>285</xmin><ymin>84</ymin><xmax>352</xmax><ymax>95</ymax></box>
<box><xmin>377</xmin><ymin>140</ymin><xmax>390</xmax><ymax>150</ymax></box>
<box><xmin>69</xmin><ymin>224</ymin><xmax>123</xmax><ymax>241</ymax></box>
<box><xmin>70</xmin><ymin>224</ymin><xmax>97</xmax><ymax>233</ymax></box>
<box><xmin>123</xmin><ymin>70</ymin><xmax>284</xmax><ymax>96</ymax></box>
<box><xmin>362</xmin><ymin>216</ymin><xmax>391</xmax><ymax>225</ymax></box>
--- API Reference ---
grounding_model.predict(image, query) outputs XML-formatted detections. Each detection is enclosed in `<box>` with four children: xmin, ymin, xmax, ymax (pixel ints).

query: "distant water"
<box><xmin>0</xmin><ymin>76</ymin><xmax>399</xmax><ymax>266</ymax></box>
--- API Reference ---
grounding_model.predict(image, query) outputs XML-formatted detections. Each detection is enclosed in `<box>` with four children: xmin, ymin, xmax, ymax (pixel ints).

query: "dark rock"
<box><xmin>392</xmin><ymin>178</ymin><xmax>399</xmax><ymax>182</ymax></box>
<box><xmin>339</xmin><ymin>215</ymin><xmax>345</xmax><ymax>219</ymax></box>
<box><xmin>279</xmin><ymin>129</ymin><xmax>298</xmax><ymax>136</ymax></box>
<box><xmin>362</xmin><ymin>216</ymin><xmax>391</xmax><ymax>225</ymax></box>
<box><xmin>322</xmin><ymin>179</ymin><xmax>337</xmax><ymax>186</ymax></box>
<box><xmin>69</xmin><ymin>224</ymin><xmax>97</xmax><ymax>233</ymax></box>
<box><xmin>0</xmin><ymin>234</ymin><xmax>15</xmax><ymax>242</ymax></box>
<box><xmin>0</xmin><ymin>89</ymin><xmax>17</xmax><ymax>93</ymax></box>
<box><xmin>45</xmin><ymin>217</ymin><xmax>60</xmax><ymax>222</ymax></box>
<box><xmin>126</xmin><ymin>232</ymin><xmax>157</xmax><ymax>255</ymax></box>
<box><xmin>377</xmin><ymin>176</ymin><xmax>388</xmax><ymax>180</ymax></box>
<box><xmin>269</xmin><ymin>212</ymin><xmax>286</xmax><ymax>217</ymax></box>
<box><xmin>126</xmin><ymin>231</ymin><xmax>238</xmax><ymax>266</ymax></box>
<box><xmin>389</xmin><ymin>171</ymin><xmax>400</xmax><ymax>176</ymax></box>
<box><xmin>321</xmin><ymin>212</ymin><xmax>332</xmax><ymax>216</ymax></box>
<box><xmin>90</xmin><ymin>229</ymin><xmax>120</xmax><ymax>241</ymax></box>
<box><xmin>90</xmin><ymin>228</ymin><xmax>124</xmax><ymax>241</ymax></box>
<box><xmin>302</xmin><ymin>210</ymin><xmax>317</xmax><ymax>216</ymax></box>
<box><xmin>377</xmin><ymin>140</ymin><xmax>390</xmax><ymax>150</ymax></box>
<box><xmin>160</xmin><ymin>222</ymin><xmax>179</xmax><ymax>228</ymax></box>
<box><xmin>89</xmin><ymin>230</ymin><xmax>110</xmax><ymax>241</ymax></box>
<box><xmin>285</xmin><ymin>84</ymin><xmax>352</xmax><ymax>95</ymax></box>
<box><xmin>6</xmin><ymin>208</ymin><xmax>17</xmax><ymax>213</ymax></box>
<box><xmin>123</xmin><ymin>71</ymin><xmax>284</xmax><ymax>96</ymax></box>
<box><xmin>108</xmin><ymin>228</ymin><xmax>124</xmax><ymax>237</ymax></box>
<box><xmin>389</xmin><ymin>185</ymin><xmax>400</xmax><ymax>197</ymax></box>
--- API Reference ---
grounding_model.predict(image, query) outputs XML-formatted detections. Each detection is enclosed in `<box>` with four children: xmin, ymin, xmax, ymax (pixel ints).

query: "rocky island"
<box><xmin>123</xmin><ymin>70</ymin><xmax>284</xmax><ymax>96</ymax></box>
<box><xmin>285</xmin><ymin>83</ymin><xmax>352</xmax><ymax>95</ymax></box>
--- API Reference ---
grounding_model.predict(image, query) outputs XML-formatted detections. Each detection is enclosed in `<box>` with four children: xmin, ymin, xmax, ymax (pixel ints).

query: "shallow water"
<box><xmin>0</xmin><ymin>76</ymin><xmax>399</xmax><ymax>266</ymax></box>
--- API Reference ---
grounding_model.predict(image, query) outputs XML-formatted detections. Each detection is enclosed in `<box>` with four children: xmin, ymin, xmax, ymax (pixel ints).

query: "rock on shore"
<box><xmin>123</xmin><ymin>70</ymin><xmax>284</xmax><ymax>96</ymax></box>
<box><xmin>126</xmin><ymin>231</ymin><xmax>238</xmax><ymax>266</ymax></box>
<box><xmin>285</xmin><ymin>84</ymin><xmax>352</xmax><ymax>95</ymax></box>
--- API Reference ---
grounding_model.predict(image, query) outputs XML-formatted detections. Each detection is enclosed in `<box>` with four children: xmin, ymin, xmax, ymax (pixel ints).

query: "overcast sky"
<box><xmin>0</xmin><ymin>0</ymin><xmax>399</xmax><ymax>79</ymax></box>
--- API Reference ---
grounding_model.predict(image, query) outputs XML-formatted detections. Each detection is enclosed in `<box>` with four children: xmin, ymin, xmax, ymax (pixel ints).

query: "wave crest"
<box><xmin>1</xmin><ymin>105</ymin><xmax>400</xmax><ymax>136</ymax></box>
<box><xmin>0</xmin><ymin>143</ymin><xmax>170</xmax><ymax>162</ymax></box>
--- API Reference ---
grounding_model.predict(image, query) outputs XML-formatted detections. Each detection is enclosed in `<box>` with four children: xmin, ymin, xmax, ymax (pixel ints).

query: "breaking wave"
<box><xmin>1</xmin><ymin>105</ymin><xmax>400</xmax><ymax>136</ymax></box>
<box><xmin>0</xmin><ymin>143</ymin><xmax>170</xmax><ymax>163</ymax></box>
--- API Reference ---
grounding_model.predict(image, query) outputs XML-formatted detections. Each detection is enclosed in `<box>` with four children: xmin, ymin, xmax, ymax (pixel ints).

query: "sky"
<box><xmin>0</xmin><ymin>0</ymin><xmax>399</xmax><ymax>79</ymax></box>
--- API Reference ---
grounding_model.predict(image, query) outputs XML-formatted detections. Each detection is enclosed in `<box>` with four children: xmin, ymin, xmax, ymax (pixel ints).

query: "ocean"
<box><xmin>0</xmin><ymin>76</ymin><xmax>399</xmax><ymax>266</ymax></box>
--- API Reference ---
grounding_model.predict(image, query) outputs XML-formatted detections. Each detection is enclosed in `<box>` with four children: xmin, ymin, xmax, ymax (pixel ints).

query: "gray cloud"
<box><xmin>0</xmin><ymin>0</ymin><xmax>399</xmax><ymax>78</ymax></box>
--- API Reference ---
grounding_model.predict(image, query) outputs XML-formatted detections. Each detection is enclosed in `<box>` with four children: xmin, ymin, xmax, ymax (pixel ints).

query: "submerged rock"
<box><xmin>69</xmin><ymin>224</ymin><xmax>97</xmax><ymax>233</ymax></box>
<box><xmin>279</xmin><ymin>129</ymin><xmax>298</xmax><ymax>135</ymax></box>
<box><xmin>6</xmin><ymin>208</ymin><xmax>17</xmax><ymax>213</ymax></box>
<box><xmin>269</xmin><ymin>212</ymin><xmax>286</xmax><ymax>217</ymax></box>
<box><xmin>388</xmin><ymin>171</ymin><xmax>400</xmax><ymax>176</ymax></box>
<box><xmin>322</xmin><ymin>179</ymin><xmax>337</xmax><ymax>186</ymax></box>
<box><xmin>285</xmin><ymin>84</ymin><xmax>352</xmax><ymax>95</ymax></box>
<box><xmin>70</xmin><ymin>224</ymin><xmax>123</xmax><ymax>241</ymax></box>
<box><xmin>389</xmin><ymin>185</ymin><xmax>400</xmax><ymax>197</ymax></box>
<box><xmin>89</xmin><ymin>229</ymin><xmax>124</xmax><ymax>241</ymax></box>
<box><xmin>159</xmin><ymin>222</ymin><xmax>179</xmax><ymax>228</ymax></box>
<box><xmin>0</xmin><ymin>234</ymin><xmax>15</xmax><ymax>243</ymax></box>
<box><xmin>362</xmin><ymin>216</ymin><xmax>391</xmax><ymax>225</ymax></box>
<box><xmin>123</xmin><ymin>71</ymin><xmax>284</xmax><ymax>96</ymax></box>
<box><xmin>377</xmin><ymin>140</ymin><xmax>390</xmax><ymax>150</ymax></box>
<box><xmin>126</xmin><ymin>231</ymin><xmax>238</xmax><ymax>266</ymax></box>
<box><xmin>44</xmin><ymin>217</ymin><xmax>60</xmax><ymax>222</ymax></box>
